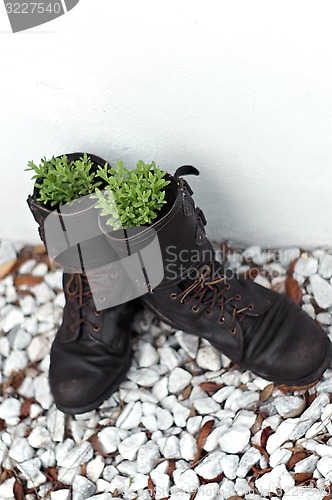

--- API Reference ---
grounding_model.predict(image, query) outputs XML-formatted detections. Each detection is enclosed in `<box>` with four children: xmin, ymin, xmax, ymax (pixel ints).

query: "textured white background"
<box><xmin>1</xmin><ymin>0</ymin><xmax>332</xmax><ymax>247</ymax></box>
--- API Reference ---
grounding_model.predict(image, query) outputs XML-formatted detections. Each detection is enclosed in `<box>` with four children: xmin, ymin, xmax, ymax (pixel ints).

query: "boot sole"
<box><xmin>54</xmin><ymin>356</ymin><xmax>132</xmax><ymax>415</ymax></box>
<box><xmin>144</xmin><ymin>302</ymin><xmax>332</xmax><ymax>390</ymax></box>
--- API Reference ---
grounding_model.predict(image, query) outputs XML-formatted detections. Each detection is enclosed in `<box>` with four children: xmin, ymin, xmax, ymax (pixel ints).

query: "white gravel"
<box><xmin>1</xmin><ymin>241</ymin><xmax>332</xmax><ymax>498</ymax></box>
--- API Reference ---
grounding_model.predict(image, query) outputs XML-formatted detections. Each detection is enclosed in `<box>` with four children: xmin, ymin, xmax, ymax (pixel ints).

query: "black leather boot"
<box><xmin>103</xmin><ymin>166</ymin><xmax>332</xmax><ymax>389</ymax></box>
<box><xmin>27</xmin><ymin>153</ymin><xmax>139</xmax><ymax>414</ymax></box>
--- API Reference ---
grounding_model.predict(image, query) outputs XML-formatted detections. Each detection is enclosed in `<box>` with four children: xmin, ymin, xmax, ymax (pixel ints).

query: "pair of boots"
<box><xmin>27</xmin><ymin>153</ymin><xmax>332</xmax><ymax>414</ymax></box>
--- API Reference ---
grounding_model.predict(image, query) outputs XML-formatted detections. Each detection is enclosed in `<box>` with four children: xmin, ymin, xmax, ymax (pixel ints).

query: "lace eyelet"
<box><xmin>95</xmin><ymin>311</ymin><xmax>101</xmax><ymax>316</ymax></box>
<box><xmin>218</xmin><ymin>317</ymin><xmax>225</xmax><ymax>324</ymax></box>
<box><xmin>235</xmin><ymin>294</ymin><xmax>241</xmax><ymax>300</ymax></box>
<box><xmin>226</xmin><ymin>283</ymin><xmax>231</xmax><ymax>290</ymax></box>
<box><xmin>192</xmin><ymin>305</ymin><xmax>199</xmax><ymax>313</ymax></box>
<box><xmin>231</xmin><ymin>327</ymin><xmax>236</xmax><ymax>334</ymax></box>
<box><xmin>170</xmin><ymin>293</ymin><xmax>177</xmax><ymax>300</ymax></box>
<box><xmin>206</xmin><ymin>309</ymin><xmax>213</xmax><ymax>316</ymax></box>
<box><xmin>248</xmin><ymin>304</ymin><xmax>254</xmax><ymax>310</ymax></box>
<box><xmin>93</xmin><ymin>324</ymin><xmax>100</xmax><ymax>332</ymax></box>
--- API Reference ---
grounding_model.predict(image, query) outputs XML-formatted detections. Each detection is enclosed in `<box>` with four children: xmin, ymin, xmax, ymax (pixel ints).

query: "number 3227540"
<box><xmin>5</xmin><ymin>3</ymin><xmax>62</xmax><ymax>14</ymax></box>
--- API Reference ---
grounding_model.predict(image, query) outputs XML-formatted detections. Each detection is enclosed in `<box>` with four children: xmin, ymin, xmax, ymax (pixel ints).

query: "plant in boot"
<box><xmin>107</xmin><ymin>165</ymin><xmax>332</xmax><ymax>390</ymax></box>
<box><xmin>27</xmin><ymin>152</ymin><xmax>141</xmax><ymax>414</ymax></box>
<box><xmin>26</xmin><ymin>153</ymin><xmax>103</xmax><ymax>207</ymax></box>
<box><xmin>92</xmin><ymin>159</ymin><xmax>171</xmax><ymax>230</ymax></box>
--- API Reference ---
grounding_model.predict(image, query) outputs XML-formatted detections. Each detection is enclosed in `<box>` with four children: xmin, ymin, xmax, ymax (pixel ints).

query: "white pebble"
<box><xmin>1</xmin><ymin>307</ymin><xmax>24</xmax><ymax>333</ymax></box>
<box><xmin>196</xmin><ymin>345</ymin><xmax>222</xmax><ymax>371</ymax></box>
<box><xmin>295</xmin><ymin>257</ymin><xmax>318</xmax><ymax>277</ymax></box>
<box><xmin>18</xmin><ymin>259</ymin><xmax>36</xmax><ymax>274</ymax></box>
<box><xmin>193</xmin><ymin>397</ymin><xmax>220</xmax><ymax>414</ymax></box>
<box><xmin>168</xmin><ymin>367</ymin><xmax>192</xmax><ymax>394</ymax></box>
<box><xmin>34</xmin><ymin>374</ymin><xmax>53</xmax><ymax>409</ymax></box>
<box><xmin>137</xmin><ymin>342</ymin><xmax>159</xmax><ymax>367</ymax></box>
<box><xmin>9</xmin><ymin>437</ymin><xmax>34</xmax><ymax>462</ymax></box>
<box><xmin>47</xmin><ymin>407</ymin><xmax>65</xmax><ymax>442</ymax></box>
<box><xmin>274</xmin><ymin>396</ymin><xmax>304</xmax><ymax>417</ymax></box>
<box><xmin>0</xmin><ymin>477</ymin><xmax>15</xmax><ymax>499</ymax></box>
<box><xmin>219</xmin><ymin>425</ymin><xmax>250</xmax><ymax>453</ymax></box>
<box><xmin>220</xmin><ymin>454</ymin><xmax>239</xmax><ymax>479</ymax></box>
<box><xmin>219</xmin><ymin>477</ymin><xmax>236</xmax><ymax>498</ymax></box>
<box><xmin>254</xmin><ymin>275</ymin><xmax>271</xmax><ymax>288</ymax></box>
<box><xmin>127</xmin><ymin>367</ymin><xmax>160</xmax><ymax>386</ymax></box>
<box><xmin>32</xmin><ymin>262</ymin><xmax>48</xmax><ymax>276</ymax></box>
<box><xmin>150</xmin><ymin>462</ymin><xmax>170</xmax><ymax>500</ymax></box>
<box><xmin>175</xmin><ymin>330</ymin><xmax>199</xmax><ymax>358</ymax></box>
<box><xmin>27</xmin><ymin>336</ymin><xmax>50</xmax><ymax>362</ymax></box>
<box><xmin>160</xmin><ymin>435</ymin><xmax>181</xmax><ymax>459</ymax></box>
<box><xmin>98</xmin><ymin>427</ymin><xmax>121</xmax><ymax>454</ymax></box>
<box><xmin>213</xmin><ymin>386</ymin><xmax>235</xmax><ymax>403</ymax></box>
<box><xmin>316</xmin><ymin>443</ymin><xmax>332</xmax><ymax>457</ymax></box>
<box><xmin>180</xmin><ymin>432</ymin><xmax>198</xmax><ymax>461</ymax></box>
<box><xmin>0</xmin><ymin>398</ymin><xmax>21</xmax><ymax>426</ymax></box>
<box><xmin>50</xmin><ymin>490</ymin><xmax>71</xmax><ymax>500</ymax></box>
<box><xmin>173</xmin><ymin>469</ymin><xmax>199</xmax><ymax>493</ymax></box>
<box><xmin>28</xmin><ymin>427</ymin><xmax>52</xmax><ymax>448</ymax></box>
<box><xmin>116</xmin><ymin>401</ymin><xmax>142</xmax><ymax>429</ymax></box>
<box><xmin>255</xmin><ymin>464</ymin><xmax>294</xmax><ymax>495</ymax></box>
<box><xmin>317</xmin><ymin>455</ymin><xmax>332</xmax><ymax>479</ymax></box>
<box><xmin>118</xmin><ymin>432</ymin><xmax>147</xmax><ymax>460</ymax></box>
<box><xmin>194</xmin><ymin>451</ymin><xmax>225</xmax><ymax>479</ymax></box>
<box><xmin>0</xmin><ymin>337</ymin><xmax>10</xmax><ymax>357</ymax></box>
<box><xmin>269</xmin><ymin>448</ymin><xmax>292</xmax><ymax>468</ymax></box>
<box><xmin>86</xmin><ymin>455</ymin><xmax>104</xmax><ymax>482</ymax></box>
<box><xmin>266</xmin><ymin>419</ymin><xmax>299</xmax><ymax>454</ymax></box>
<box><xmin>45</xmin><ymin>270</ymin><xmax>63</xmax><ymax>289</ymax></box>
<box><xmin>204</xmin><ymin>426</ymin><xmax>229</xmax><ymax>453</ymax></box>
<box><xmin>302</xmin><ymin>303</ymin><xmax>316</xmax><ymax>319</ymax></box>
<box><xmin>12</xmin><ymin>329</ymin><xmax>32</xmax><ymax>350</ymax></box>
<box><xmin>3</xmin><ymin>351</ymin><xmax>28</xmax><ymax>376</ymax></box>
<box><xmin>156</xmin><ymin>407</ymin><xmax>173</xmax><ymax>430</ymax></box>
<box><xmin>158</xmin><ymin>344</ymin><xmax>181</xmax><ymax>370</ymax></box>
<box><xmin>31</xmin><ymin>282</ymin><xmax>55</xmax><ymax>304</ymax></box>
<box><xmin>319</xmin><ymin>254</ymin><xmax>332</xmax><ymax>279</ymax></box>
<box><xmin>310</xmin><ymin>274</ymin><xmax>332</xmax><ymax>309</ymax></box>
<box><xmin>237</xmin><ymin>447</ymin><xmax>262</xmax><ymax>478</ymax></box>
<box><xmin>294</xmin><ymin>454</ymin><xmax>319</xmax><ymax>474</ymax></box>
<box><xmin>317</xmin><ymin>312</ymin><xmax>332</xmax><ymax>325</ymax></box>
<box><xmin>58</xmin><ymin>441</ymin><xmax>93</xmax><ymax>468</ymax></box>
<box><xmin>72</xmin><ymin>475</ymin><xmax>96</xmax><ymax>500</ymax></box>
<box><xmin>137</xmin><ymin>440</ymin><xmax>160</xmax><ymax>473</ymax></box>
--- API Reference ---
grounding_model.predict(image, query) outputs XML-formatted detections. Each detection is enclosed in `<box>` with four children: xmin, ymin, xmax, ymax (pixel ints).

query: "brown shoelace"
<box><xmin>171</xmin><ymin>264</ymin><xmax>253</xmax><ymax>334</ymax></box>
<box><xmin>65</xmin><ymin>274</ymin><xmax>102</xmax><ymax>334</ymax></box>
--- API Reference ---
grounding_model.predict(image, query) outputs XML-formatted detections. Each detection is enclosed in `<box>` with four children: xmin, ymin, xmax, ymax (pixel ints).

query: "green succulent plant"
<box><xmin>93</xmin><ymin>160</ymin><xmax>171</xmax><ymax>230</ymax></box>
<box><xmin>26</xmin><ymin>153</ymin><xmax>103</xmax><ymax>206</ymax></box>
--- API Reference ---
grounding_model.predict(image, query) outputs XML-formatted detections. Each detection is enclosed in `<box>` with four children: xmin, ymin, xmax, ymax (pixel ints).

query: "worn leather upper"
<box><xmin>27</xmin><ymin>152</ymin><xmax>139</xmax><ymax>413</ymax></box>
<box><xmin>141</xmin><ymin>169</ymin><xmax>332</xmax><ymax>386</ymax></box>
<box><xmin>49</xmin><ymin>273</ymin><xmax>137</xmax><ymax>411</ymax></box>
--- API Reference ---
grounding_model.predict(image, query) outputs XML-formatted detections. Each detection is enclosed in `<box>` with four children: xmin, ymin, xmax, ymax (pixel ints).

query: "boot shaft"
<box><xmin>99</xmin><ymin>166</ymin><xmax>215</xmax><ymax>290</ymax></box>
<box><xmin>27</xmin><ymin>152</ymin><xmax>117</xmax><ymax>272</ymax></box>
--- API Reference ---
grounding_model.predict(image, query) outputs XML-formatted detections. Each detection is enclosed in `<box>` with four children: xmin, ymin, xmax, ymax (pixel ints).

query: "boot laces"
<box><xmin>173</xmin><ymin>264</ymin><xmax>252</xmax><ymax>334</ymax></box>
<box><xmin>65</xmin><ymin>274</ymin><xmax>101</xmax><ymax>333</ymax></box>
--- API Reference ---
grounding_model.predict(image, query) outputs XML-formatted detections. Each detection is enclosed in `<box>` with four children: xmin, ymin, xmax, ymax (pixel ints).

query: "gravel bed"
<box><xmin>1</xmin><ymin>240</ymin><xmax>332</xmax><ymax>499</ymax></box>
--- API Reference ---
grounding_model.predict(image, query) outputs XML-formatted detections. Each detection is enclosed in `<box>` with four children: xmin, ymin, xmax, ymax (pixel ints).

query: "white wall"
<box><xmin>1</xmin><ymin>0</ymin><xmax>332</xmax><ymax>248</ymax></box>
